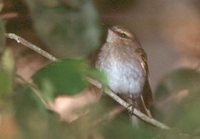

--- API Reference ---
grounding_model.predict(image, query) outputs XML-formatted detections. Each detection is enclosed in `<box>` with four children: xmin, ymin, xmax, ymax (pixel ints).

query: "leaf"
<box><xmin>155</xmin><ymin>68</ymin><xmax>200</xmax><ymax>101</ymax></box>
<box><xmin>40</xmin><ymin>79</ymin><xmax>55</xmax><ymax>102</ymax></box>
<box><xmin>0</xmin><ymin>0</ymin><xmax>3</xmax><ymax>12</ymax></box>
<box><xmin>86</xmin><ymin>68</ymin><xmax>107</xmax><ymax>86</ymax></box>
<box><xmin>0</xmin><ymin>69</ymin><xmax>12</xmax><ymax>97</ymax></box>
<box><xmin>32</xmin><ymin>59</ymin><xmax>89</xmax><ymax>97</ymax></box>
<box><xmin>0</xmin><ymin>18</ymin><xmax>5</xmax><ymax>54</ymax></box>
<box><xmin>155</xmin><ymin>130</ymin><xmax>191</xmax><ymax>139</ymax></box>
<box><xmin>101</xmin><ymin>115</ymin><xmax>156</xmax><ymax>139</ymax></box>
<box><xmin>59</xmin><ymin>0</ymin><xmax>86</xmax><ymax>9</ymax></box>
<box><xmin>155</xmin><ymin>68</ymin><xmax>200</xmax><ymax>133</ymax></box>
<box><xmin>13</xmin><ymin>84</ymin><xmax>55</xmax><ymax>139</ymax></box>
<box><xmin>170</xmin><ymin>88</ymin><xmax>200</xmax><ymax>134</ymax></box>
<box><xmin>0</xmin><ymin>49</ymin><xmax>15</xmax><ymax>103</ymax></box>
<box><xmin>1</xmin><ymin>48</ymin><xmax>15</xmax><ymax>74</ymax></box>
<box><xmin>95</xmin><ymin>0</ymin><xmax>136</xmax><ymax>12</ymax></box>
<box><xmin>13</xmin><ymin>84</ymin><xmax>102</xmax><ymax>139</ymax></box>
<box><xmin>25</xmin><ymin>0</ymin><xmax>101</xmax><ymax>58</ymax></box>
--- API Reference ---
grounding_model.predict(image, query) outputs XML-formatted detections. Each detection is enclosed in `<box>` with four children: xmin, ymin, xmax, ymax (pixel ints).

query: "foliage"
<box><xmin>1</xmin><ymin>0</ymin><xmax>200</xmax><ymax>139</ymax></box>
<box><xmin>24</xmin><ymin>0</ymin><xmax>101</xmax><ymax>58</ymax></box>
<box><xmin>32</xmin><ymin>59</ymin><xmax>106</xmax><ymax>98</ymax></box>
<box><xmin>155</xmin><ymin>69</ymin><xmax>200</xmax><ymax>134</ymax></box>
<box><xmin>0</xmin><ymin>1</ymin><xmax>5</xmax><ymax>54</ymax></box>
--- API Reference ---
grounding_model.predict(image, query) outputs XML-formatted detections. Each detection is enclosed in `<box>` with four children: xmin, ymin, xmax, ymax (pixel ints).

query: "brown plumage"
<box><xmin>96</xmin><ymin>26</ymin><xmax>153</xmax><ymax>119</ymax></box>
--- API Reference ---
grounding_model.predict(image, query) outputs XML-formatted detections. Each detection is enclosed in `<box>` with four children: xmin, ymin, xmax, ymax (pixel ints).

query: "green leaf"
<box><xmin>0</xmin><ymin>49</ymin><xmax>15</xmax><ymax>103</ymax></box>
<box><xmin>86</xmin><ymin>68</ymin><xmax>107</xmax><ymax>86</ymax></box>
<box><xmin>25</xmin><ymin>0</ymin><xmax>101</xmax><ymax>58</ymax></box>
<box><xmin>0</xmin><ymin>18</ymin><xmax>5</xmax><ymax>54</ymax></box>
<box><xmin>155</xmin><ymin>68</ymin><xmax>200</xmax><ymax>101</ymax></box>
<box><xmin>155</xmin><ymin>68</ymin><xmax>200</xmax><ymax>133</ymax></box>
<box><xmin>0</xmin><ymin>48</ymin><xmax>14</xmax><ymax>109</ymax></box>
<box><xmin>59</xmin><ymin>0</ymin><xmax>86</xmax><ymax>9</ymax></box>
<box><xmin>101</xmin><ymin>115</ymin><xmax>156</xmax><ymax>139</ymax></box>
<box><xmin>13</xmin><ymin>84</ymin><xmax>103</xmax><ymax>139</ymax></box>
<box><xmin>1</xmin><ymin>48</ymin><xmax>15</xmax><ymax>74</ymax></box>
<box><xmin>40</xmin><ymin>79</ymin><xmax>55</xmax><ymax>102</ymax></box>
<box><xmin>13</xmin><ymin>84</ymin><xmax>54</xmax><ymax>139</ymax></box>
<box><xmin>0</xmin><ymin>69</ymin><xmax>12</xmax><ymax>97</ymax></box>
<box><xmin>171</xmin><ymin>88</ymin><xmax>200</xmax><ymax>133</ymax></box>
<box><xmin>155</xmin><ymin>130</ymin><xmax>191</xmax><ymax>139</ymax></box>
<box><xmin>32</xmin><ymin>59</ymin><xmax>89</xmax><ymax>96</ymax></box>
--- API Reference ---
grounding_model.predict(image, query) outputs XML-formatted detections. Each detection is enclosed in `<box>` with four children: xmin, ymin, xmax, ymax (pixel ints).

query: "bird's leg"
<box><xmin>128</xmin><ymin>94</ymin><xmax>138</xmax><ymax>115</ymax></box>
<box><xmin>140</xmin><ymin>95</ymin><xmax>152</xmax><ymax>117</ymax></box>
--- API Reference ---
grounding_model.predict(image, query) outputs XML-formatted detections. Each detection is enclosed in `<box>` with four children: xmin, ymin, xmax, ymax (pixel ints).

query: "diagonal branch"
<box><xmin>6</xmin><ymin>33</ymin><xmax>170</xmax><ymax>130</ymax></box>
<box><xmin>87</xmin><ymin>77</ymin><xmax>170</xmax><ymax>130</ymax></box>
<box><xmin>5</xmin><ymin>33</ymin><xmax>57</xmax><ymax>61</ymax></box>
<box><xmin>16</xmin><ymin>74</ymin><xmax>49</xmax><ymax>108</ymax></box>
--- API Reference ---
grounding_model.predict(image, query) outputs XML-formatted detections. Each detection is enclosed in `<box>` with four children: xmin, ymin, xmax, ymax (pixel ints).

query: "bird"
<box><xmin>95</xmin><ymin>26</ymin><xmax>153</xmax><ymax>122</ymax></box>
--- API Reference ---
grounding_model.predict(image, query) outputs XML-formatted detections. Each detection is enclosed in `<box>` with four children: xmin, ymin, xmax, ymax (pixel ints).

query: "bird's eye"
<box><xmin>119</xmin><ymin>32</ymin><xmax>127</xmax><ymax>38</ymax></box>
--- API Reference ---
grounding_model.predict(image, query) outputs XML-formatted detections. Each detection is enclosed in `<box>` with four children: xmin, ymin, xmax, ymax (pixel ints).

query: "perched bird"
<box><xmin>96</xmin><ymin>26</ymin><xmax>153</xmax><ymax>121</ymax></box>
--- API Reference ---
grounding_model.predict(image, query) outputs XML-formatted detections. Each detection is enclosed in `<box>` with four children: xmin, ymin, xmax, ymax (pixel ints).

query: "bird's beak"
<box><xmin>107</xmin><ymin>29</ymin><xmax>116</xmax><ymax>42</ymax></box>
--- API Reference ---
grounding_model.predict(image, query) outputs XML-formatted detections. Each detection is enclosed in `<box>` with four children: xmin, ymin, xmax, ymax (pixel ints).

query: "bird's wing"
<box><xmin>135</xmin><ymin>47</ymin><xmax>149</xmax><ymax>75</ymax></box>
<box><xmin>135</xmin><ymin>47</ymin><xmax>154</xmax><ymax>113</ymax></box>
<box><xmin>142</xmin><ymin>79</ymin><xmax>154</xmax><ymax>110</ymax></box>
<box><xmin>119</xmin><ymin>90</ymin><xmax>153</xmax><ymax>117</ymax></box>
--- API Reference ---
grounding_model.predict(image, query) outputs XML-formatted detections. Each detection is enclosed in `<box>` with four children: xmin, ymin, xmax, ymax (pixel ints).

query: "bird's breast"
<box><xmin>99</xmin><ymin>53</ymin><xmax>145</xmax><ymax>96</ymax></box>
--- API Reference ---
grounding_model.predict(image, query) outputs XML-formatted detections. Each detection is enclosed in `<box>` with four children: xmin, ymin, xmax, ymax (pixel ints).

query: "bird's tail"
<box><xmin>130</xmin><ymin>95</ymin><xmax>152</xmax><ymax>126</ymax></box>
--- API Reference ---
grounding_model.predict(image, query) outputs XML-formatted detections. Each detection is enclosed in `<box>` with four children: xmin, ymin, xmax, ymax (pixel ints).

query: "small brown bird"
<box><xmin>96</xmin><ymin>26</ymin><xmax>153</xmax><ymax>121</ymax></box>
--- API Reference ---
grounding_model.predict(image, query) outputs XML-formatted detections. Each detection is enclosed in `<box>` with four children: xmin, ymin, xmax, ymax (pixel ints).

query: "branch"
<box><xmin>108</xmin><ymin>90</ymin><xmax>169</xmax><ymax>129</ymax></box>
<box><xmin>0</xmin><ymin>12</ymin><xmax>18</xmax><ymax>20</ymax></box>
<box><xmin>92</xmin><ymin>106</ymin><xmax>125</xmax><ymax>127</ymax></box>
<box><xmin>16</xmin><ymin>74</ymin><xmax>49</xmax><ymax>108</ymax></box>
<box><xmin>88</xmin><ymin>78</ymin><xmax>170</xmax><ymax>130</ymax></box>
<box><xmin>5</xmin><ymin>33</ymin><xmax>57</xmax><ymax>61</ymax></box>
<box><xmin>6</xmin><ymin>33</ymin><xmax>170</xmax><ymax>130</ymax></box>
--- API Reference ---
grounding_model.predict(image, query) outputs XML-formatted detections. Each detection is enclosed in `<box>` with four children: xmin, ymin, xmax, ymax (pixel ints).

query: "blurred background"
<box><xmin>95</xmin><ymin>0</ymin><xmax>200</xmax><ymax>89</ymax></box>
<box><xmin>4</xmin><ymin>0</ymin><xmax>200</xmax><ymax>89</ymax></box>
<box><xmin>1</xmin><ymin>0</ymin><xmax>200</xmax><ymax>139</ymax></box>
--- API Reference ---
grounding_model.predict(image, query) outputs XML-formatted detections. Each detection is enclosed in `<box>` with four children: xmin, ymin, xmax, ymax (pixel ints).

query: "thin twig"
<box><xmin>5</xmin><ymin>33</ymin><xmax>57</xmax><ymax>61</ymax></box>
<box><xmin>6</xmin><ymin>33</ymin><xmax>170</xmax><ymax>130</ymax></box>
<box><xmin>92</xmin><ymin>106</ymin><xmax>125</xmax><ymax>127</ymax></box>
<box><xmin>16</xmin><ymin>74</ymin><xmax>49</xmax><ymax>108</ymax></box>
<box><xmin>88</xmin><ymin>78</ymin><xmax>170</xmax><ymax>130</ymax></box>
<box><xmin>157</xmin><ymin>89</ymin><xmax>188</xmax><ymax>109</ymax></box>
<box><xmin>0</xmin><ymin>12</ymin><xmax>18</xmax><ymax>20</ymax></box>
<box><xmin>106</xmin><ymin>88</ymin><xmax>169</xmax><ymax>129</ymax></box>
